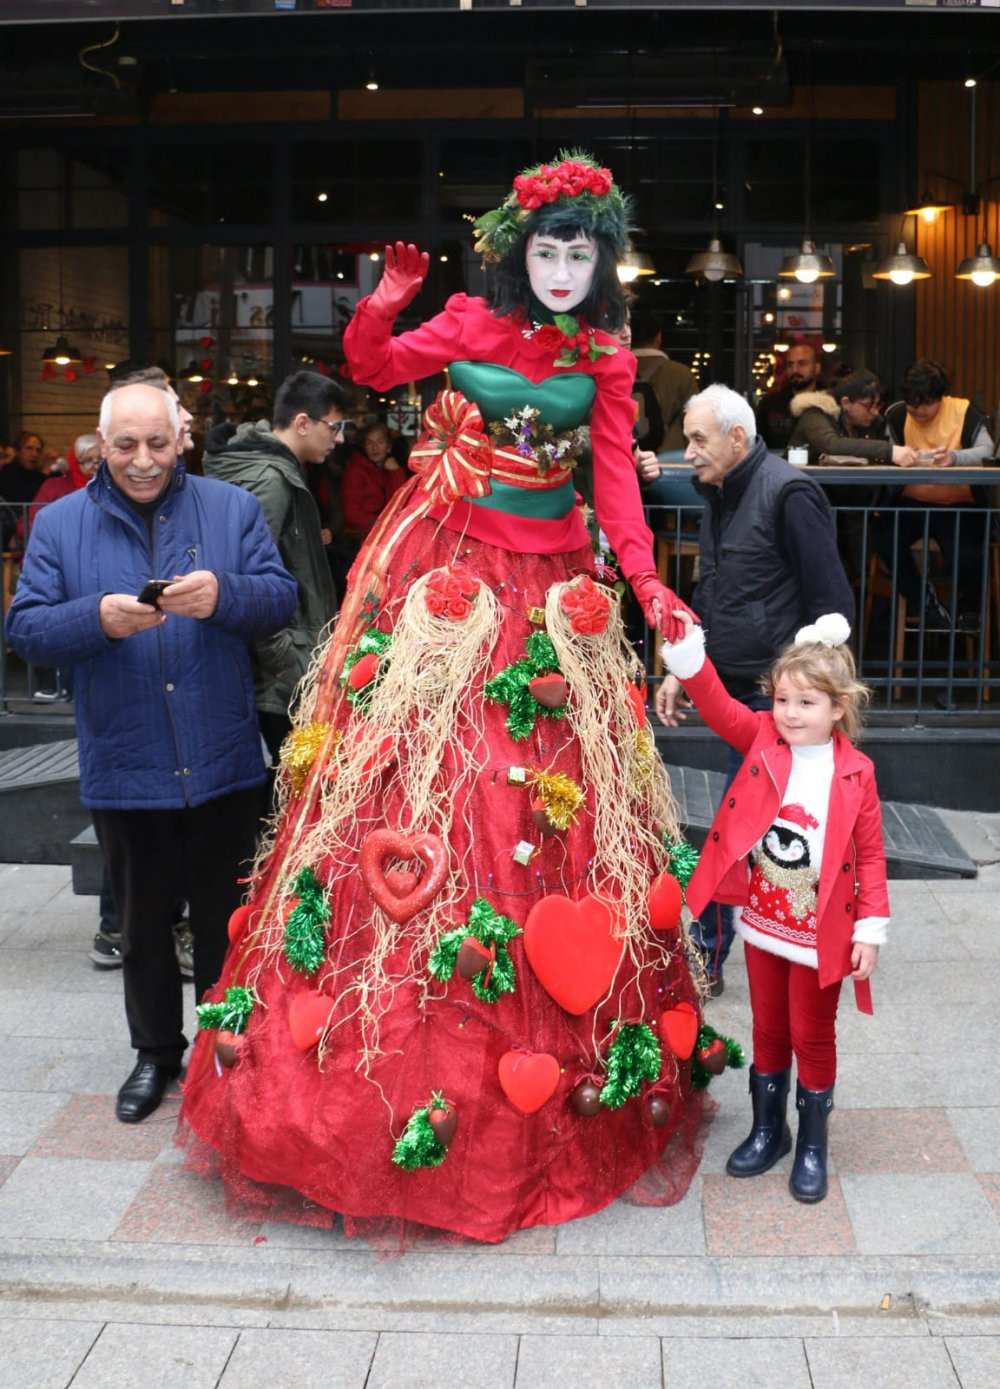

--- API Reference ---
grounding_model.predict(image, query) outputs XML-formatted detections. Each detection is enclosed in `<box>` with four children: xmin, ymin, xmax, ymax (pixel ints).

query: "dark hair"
<box><xmin>487</xmin><ymin>228</ymin><xmax>627</xmax><ymax>332</ymax></box>
<box><xmin>837</xmin><ymin>368</ymin><xmax>882</xmax><ymax>404</ymax></box>
<box><xmin>273</xmin><ymin>370</ymin><xmax>351</xmax><ymax>429</ymax></box>
<box><xmin>901</xmin><ymin>359</ymin><xmax>949</xmax><ymax>405</ymax></box>
<box><xmin>629</xmin><ymin>307</ymin><xmax>663</xmax><ymax>347</ymax></box>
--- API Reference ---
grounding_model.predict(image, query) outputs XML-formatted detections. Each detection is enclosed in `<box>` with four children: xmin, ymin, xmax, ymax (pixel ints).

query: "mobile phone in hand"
<box><xmin>136</xmin><ymin>579</ymin><xmax>171</xmax><ymax>607</ymax></box>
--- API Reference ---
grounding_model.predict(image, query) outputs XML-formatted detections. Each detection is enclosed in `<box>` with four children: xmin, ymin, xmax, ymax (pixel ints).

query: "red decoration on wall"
<box><xmin>199</xmin><ymin>379</ymin><xmax>213</xmax><ymax>394</ymax></box>
<box><xmin>199</xmin><ymin>336</ymin><xmax>214</xmax><ymax>348</ymax></box>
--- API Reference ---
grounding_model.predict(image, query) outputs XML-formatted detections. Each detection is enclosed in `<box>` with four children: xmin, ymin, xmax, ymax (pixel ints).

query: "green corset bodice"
<box><xmin>448</xmin><ymin>361</ymin><xmax>595</xmax><ymax>431</ymax></box>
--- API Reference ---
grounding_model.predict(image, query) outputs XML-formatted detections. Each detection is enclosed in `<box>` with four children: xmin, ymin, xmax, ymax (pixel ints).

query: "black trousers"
<box><xmin>93</xmin><ymin>787</ymin><xmax>261</xmax><ymax>1068</ymax></box>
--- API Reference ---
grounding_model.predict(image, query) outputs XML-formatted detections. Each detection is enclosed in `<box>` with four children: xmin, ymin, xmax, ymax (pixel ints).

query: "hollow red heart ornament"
<box><xmin>288</xmin><ymin>990</ymin><xmax>333</xmax><ymax>1051</ymax></box>
<box><xmin>659</xmin><ymin>1000</ymin><xmax>699</xmax><ymax>1060</ymax></box>
<box><xmin>498</xmin><ymin>1049</ymin><xmax>561</xmax><ymax>1113</ymax></box>
<box><xmin>523</xmin><ymin>893</ymin><xmax>624</xmax><ymax>1015</ymax></box>
<box><xmin>359</xmin><ymin>830</ymin><xmax>449</xmax><ymax>924</ymax></box>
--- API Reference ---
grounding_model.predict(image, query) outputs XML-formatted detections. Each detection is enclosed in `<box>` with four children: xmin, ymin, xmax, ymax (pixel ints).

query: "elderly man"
<box><xmin>755</xmin><ymin>341</ymin><xmax>822</xmax><ymax>453</ymax></box>
<box><xmin>656</xmin><ymin>384</ymin><xmax>853</xmax><ymax>994</ymax></box>
<box><xmin>7</xmin><ymin>384</ymin><xmax>296</xmax><ymax>1123</ymax></box>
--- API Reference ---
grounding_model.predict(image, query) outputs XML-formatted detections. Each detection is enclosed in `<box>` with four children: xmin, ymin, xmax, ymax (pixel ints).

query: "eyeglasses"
<box><xmin>317</xmin><ymin>417</ymin><xmax>347</xmax><ymax>437</ymax></box>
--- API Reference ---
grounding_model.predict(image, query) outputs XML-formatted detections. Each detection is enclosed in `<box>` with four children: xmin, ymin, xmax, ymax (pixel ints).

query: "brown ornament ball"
<box><xmin>428</xmin><ymin>1106</ymin><xmax>457</xmax><ymax>1147</ymax></box>
<box><xmin>456</xmin><ymin>936</ymin><xmax>495</xmax><ymax>979</ymax></box>
<box><xmin>570</xmin><ymin>1080</ymin><xmax>603</xmax><ymax>1116</ymax></box>
<box><xmin>696</xmin><ymin>1038</ymin><xmax>729</xmax><ymax>1075</ymax></box>
<box><xmin>528</xmin><ymin>673</ymin><xmax>569</xmax><ymax>708</ymax></box>
<box><xmin>530</xmin><ymin>797</ymin><xmax>560</xmax><ymax>837</ymax></box>
<box><xmin>215</xmin><ymin>1030</ymin><xmax>246</xmax><ymax>1069</ymax></box>
<box><xmin>647</xmin><ymin>1093</ymin><xmax>671</xmax><ymax>1127</ymax></box>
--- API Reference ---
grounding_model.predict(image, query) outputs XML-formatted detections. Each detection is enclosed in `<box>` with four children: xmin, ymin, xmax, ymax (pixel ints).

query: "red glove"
<box><xmin>368</xmin><ymin>242</ymin><xmax>430</xmax><ymax>322</ymax></box>
<box><xmin>630</xmin><ymin>572</ymin><xmax>701</xmax><ymax>643</ymax></box>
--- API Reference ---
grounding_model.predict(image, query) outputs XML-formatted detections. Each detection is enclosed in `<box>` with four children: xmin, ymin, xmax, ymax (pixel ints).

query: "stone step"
<box><xmin>670</xmin><ymin>764</ymin><xmax>977</xmax><ymax>880</ymax></box>
<box><xmin>0</xmin><ymin>738</ymin><xmax>90</xmax><ymax>864</ymax></box>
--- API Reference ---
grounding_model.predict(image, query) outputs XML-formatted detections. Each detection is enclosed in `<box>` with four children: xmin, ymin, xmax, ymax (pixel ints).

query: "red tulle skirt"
<box><xmin>180</xmin><ymin>513</ymin><xmax>709</xmax><ymax>1246</ymax></box>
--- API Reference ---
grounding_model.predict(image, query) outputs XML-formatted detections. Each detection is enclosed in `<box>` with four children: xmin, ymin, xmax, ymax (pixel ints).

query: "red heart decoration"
<box><xmin>626</xmin><ymin>681</ymin><xmax>647</xmax><ymax>725</ymax></box>
<box><xmin>385</xmin><ymin>869</ymin><xmax>419</xmax><ymax>897</ymax></box>
<box><xmin>288</xmin><ymin>990</ymin><xmax>333</xmax><ymax>1051</ymax></box>
<box><xmin>359</xmin><ymin>830</ymin><xmax>449</xmax><ymax>924</ymax></box>
<box><xmin>659</xmin><ymin>1001</ymin><xmax>699</xmax><ymax>1060</ymax></box>
<box><xmin>227</xmin><ymin>902</ymin><xmax>257</xmax><ymax>943</ymax></box>
<box><xmin>523</xmin><ymin>893</ymin><xmax>624</xmax><ymax>1015</ymax></box>
<box><xmin>648</xmin><ymin>872</ymin><xmax>683</xmax><ymax>932</ymax></box>
<box><xmin>348</xmin><ymin>651</ymin><xmax>380</xmax><ymax>690</ymax></box>
<box><xmin>529</xmin><ymin>673</ymin><xmax>568</xmax><ymax>708</ymax></box>
<box><xmin>498</xmin><ymin>1049</ymin><xmax>561</xmax><ymax>1113</ymax></box>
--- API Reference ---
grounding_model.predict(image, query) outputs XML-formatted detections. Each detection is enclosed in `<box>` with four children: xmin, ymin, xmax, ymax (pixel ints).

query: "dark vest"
<box><xmin>695</xmin><ymin>444</ymin><xmax>834</xmax><ymax>686</ymax></box>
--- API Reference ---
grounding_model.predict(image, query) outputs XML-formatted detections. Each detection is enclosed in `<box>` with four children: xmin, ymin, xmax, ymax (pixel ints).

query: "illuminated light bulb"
<box><xmin>970</xmin><ymin>269</ymin><xmax>998</xmax><ymax>288</ymax></box>
<box><xmin>246</xmin><ymin>375</ymin><xmax>259</xmax><ymax>387</ymax></box>
<box><xmin>794</xmin><ymin>267</ymin><xmax>820</xmax><ymax>285</ymax></box>
<box><xmin>921</xmin><ymin>207</ymin><xmax>939</xmax><ymax>224</ymax></box>
<box><xmin>752</xmin><ymin>106</ymin><xmax>764</xmax><ymax>116</ymax></box>
<box><xmin>964</xmin><ymin>77</ymin><xmax>977</xmax><ymax>89</ymax></box>
<box><xmin>317</xmin><ymin>192</ymin><xmax>328</xmax><ymax>203</ymax></box>
<box><xmin>822</xmin><ymin>342</ymin><xmax>838</xmax><ymax>353</ymax></box>
<box><xmin>369</xmin><ymin>252</ymin><xmax>379</xmax><ymax>261</ymax></box>
<box><xmin>888</xmin><ymin>268</ymin><xmax>915</xmax><ymax>287</ymax></box>
<box><xmin>702</xmin><ymin>265</ymin><xmax>725</xmax><ymax>282</ymax></box>
<box><xmin>777</xmin><ymin>286</ymin><xmax>791</xmax><ymax>301</ymax></box>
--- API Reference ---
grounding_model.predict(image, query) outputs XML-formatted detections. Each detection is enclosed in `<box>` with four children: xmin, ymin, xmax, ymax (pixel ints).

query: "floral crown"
<box><xmin>472</xmin><ymin>150</ymin><xmax>632</xmax><ymax>263</ymax></box>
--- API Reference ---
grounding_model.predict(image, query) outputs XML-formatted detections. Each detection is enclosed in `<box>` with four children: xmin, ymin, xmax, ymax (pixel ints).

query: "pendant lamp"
<box><xmin>685</xmin><ymin>238</ymin><xmax>743</xmax><ymax>283</ymax></box>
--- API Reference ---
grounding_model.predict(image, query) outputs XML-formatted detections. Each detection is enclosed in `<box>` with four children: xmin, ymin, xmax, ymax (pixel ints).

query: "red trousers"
<box><xmin>744</xmin><ymin>941</ymin><xmax>843</xmax><ymax>1090</ymax></box>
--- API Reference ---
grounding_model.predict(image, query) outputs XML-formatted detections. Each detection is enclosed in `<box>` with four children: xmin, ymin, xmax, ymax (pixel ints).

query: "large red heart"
<box><xmin>359</xmin><ymin>830</ymin><xmax>449</xmax><ymax>924</ymax></box>
<box><xmin>523</xmin><ymin>893</ymin><xmax>624</xmax><ymax>1015</ymax></box>
<box><xmin>659</xmin><ymin>1001</ymin><xmax>699</xmax><ymax>1060</ymax></box>
<box><xmin>288</xmin><ymin>990</ymin><xmax>333</xmax><ymax>1051</ymax></box>
<box><xmin>648</xmin><ymin>872</ymin><xmax>682</xmax><ymax>932</ymax></box>
<box><xmin>498</xmin><ymin>1049</ymin><xmax>561</xmax><ymax>1113</ymax></box>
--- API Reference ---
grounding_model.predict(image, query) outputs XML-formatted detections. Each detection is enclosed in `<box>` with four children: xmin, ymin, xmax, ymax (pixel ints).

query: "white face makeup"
<box><xmin>526</xmin><ymin>233</ymin><xmax>598</xmax><ymax>314</ymax></box>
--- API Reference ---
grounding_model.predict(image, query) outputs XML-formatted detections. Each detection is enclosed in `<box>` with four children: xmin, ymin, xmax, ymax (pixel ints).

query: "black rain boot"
<box><xmin>725</xmin><ymin>1066</ymin><xmax>792</xmax><ymax>1177</ymax></box>
<box><xmin>789</xmin><ymin>1082</ymin><xmax>834</xmax><ymax>1203</ymax></box>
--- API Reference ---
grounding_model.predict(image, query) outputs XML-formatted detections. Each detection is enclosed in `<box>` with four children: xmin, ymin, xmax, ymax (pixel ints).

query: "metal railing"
<box><xmin>4</xmin><ymin>497</ymin><xmax>999</xmax><ymax>720</ymax></box>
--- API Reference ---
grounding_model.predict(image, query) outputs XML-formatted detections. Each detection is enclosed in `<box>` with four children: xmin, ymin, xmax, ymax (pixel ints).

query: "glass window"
<box><xmin>290</xmin><ymin>140</ymin><xmax>422</xmax><ymax>224</ymax></box>
<box><xmin>147</xmin><ymin>145</ymin><xmax>272</xmax><ymax>228</ymax></box>
<box><xmin>15</xmin><ymin>147</ymin><xmax>130</xmax><ymax>230</ymax></box>
<box><xmin>147</xmin><ymin>244</ymin><xmax>274</xmax><ymax>445</ymax></box>
<box><xmin>11</xmin><ymin>245</ymin><xmax>129</xmax><ymax>450</ymax></box>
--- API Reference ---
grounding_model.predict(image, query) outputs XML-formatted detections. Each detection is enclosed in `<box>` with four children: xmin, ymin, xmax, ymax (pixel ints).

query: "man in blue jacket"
<box><xmin>7</xmin><ymin>383</ymin><xmax>297</xmax><ymax>1123</ymax></box>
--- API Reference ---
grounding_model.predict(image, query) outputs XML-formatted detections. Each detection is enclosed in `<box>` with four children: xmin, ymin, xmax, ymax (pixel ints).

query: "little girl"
<box><xmin>660</xmin><ymin>612</ymin><xmax>890</xmax><ymax>1203</ymax></box>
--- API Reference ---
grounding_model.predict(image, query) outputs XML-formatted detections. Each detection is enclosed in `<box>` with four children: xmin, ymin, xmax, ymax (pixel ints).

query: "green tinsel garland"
<box><xmin>690</xmin><ymin>1021</ymin><xmax>747</xmax><ymax>1089</ymax></box>
<box><xmin>282</xmin><ymin>866</ymin><xmax>329</xmax><ymax>975</ymax></box>
<box><xmin>666</xmin><ymin>838</ymin><xmax>699</xmax><ymax>893</ymax></box>
<box><xmin>341</xmin><ymin>628</ymin><xmax>394</xmax><ymax>710</ymax></box>
<box><xmin>195</xmin><ymin>985</ymin><xmax>254</xmax><ymax>1034</ymax></box>
<box><xmin>484</xmin><ymin>631</ymin><xmax>566</xmax><ymax>740</ymax></box>
<box><xmin>391</xmin><ymin>1104</ymin><xmax>447</xmax><ymax>1170</ymax></box>
<box><xmin>599</xmin><ymin>1021</ymin><xmax>662</xmax><ymax>1109</ymax></box>
<box><xmin>428</xmin><ymin>897</ymin><xmax>522</xmax><ymax>1003</ymax></box>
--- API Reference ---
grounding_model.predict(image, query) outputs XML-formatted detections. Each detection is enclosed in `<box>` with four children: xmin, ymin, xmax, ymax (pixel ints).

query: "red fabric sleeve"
<box><xmin>681</xmin><ymin>659</ymin><xmax>765</xmax><ymax>756</ymax></box>
<box><xmin>588</xmin><ymin>348</ymin><xmax>657</xmax><ymax>581</ymax></box>
<box><xmin>343</xmin><ymin>294</ymin><xmax>473</xmax><ymax>391</ymax></box>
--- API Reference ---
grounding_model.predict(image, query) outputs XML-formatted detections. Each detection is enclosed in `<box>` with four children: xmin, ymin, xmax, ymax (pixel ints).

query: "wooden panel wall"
<box><xmin>915</xmin><ymin>81</ymin><xmax>1000</xmax><ymax>419</ymax></box>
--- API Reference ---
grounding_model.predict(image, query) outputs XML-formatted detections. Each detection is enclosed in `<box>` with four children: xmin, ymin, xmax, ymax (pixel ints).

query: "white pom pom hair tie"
<box><xmin>793</xmin><ymin>613</ymin><xmax>851</xmax><ymax>648</ymax></box>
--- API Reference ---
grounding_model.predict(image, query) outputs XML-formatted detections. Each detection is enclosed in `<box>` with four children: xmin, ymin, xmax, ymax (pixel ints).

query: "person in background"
<box><xmin>755</xmin><ymin>342</ymin><xmax>822</xmax><ymax>453</ymax></box>
<box><xmin>630</xmin><ymin>307</ymin><xmax>696</xmax><ymax>452</ymax></box>
<box><xmin>6</xmin><ymin>383</ymin><xmax>296</xmax><ymax>1124</ymax></box>
<box><xmin>22</xmin><ymin>434</ymin><xmax>101</xmax><ymax>537</ymax></box>
<box><xmin>340</xmin><ymin>420</ymin><xmax>410</xmax><ymax>548</ymax></box>
<box><xmin>660</xmin><ymin>611</ymin><xmax>888</xmax><ymax>1203</ymax></box>
<box><xmin>876</xmin><ymin>359</ymin><xmax>994</xmax><ymax>634</ymax></box>
<box><xmin>0</xmin><ymin>431</ymin><xmax>45</xmax><ymax>548</ymax></box>
<box><xmin>202</xmin><ymin>369</ymin><xmax>344</xmax><ymax>767</ymax></box>
<box><xmin>656</xmin><ymin>384</ymin><xmax>854</xmax><ymax>996</ymax></box>
<box><xmin>787</xmin><ymin>369</ymin><xmax>917</xmax><ymax>467</ymax></box>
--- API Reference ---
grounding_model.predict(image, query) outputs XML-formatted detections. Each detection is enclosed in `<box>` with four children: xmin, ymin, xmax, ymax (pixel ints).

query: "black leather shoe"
<box><xmin>115</xmin><ymin>1060</ymin><xmax>181</xmax><ymax>1124</ymax></box>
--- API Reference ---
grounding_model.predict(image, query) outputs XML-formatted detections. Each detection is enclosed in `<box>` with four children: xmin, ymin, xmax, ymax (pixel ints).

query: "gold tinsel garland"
<box><xmin>529</xmin><ymin>770</ymin><xmax>585</xmax><ymax>830</ymax></box>
<box><xmin>280</xmin><ymin>722</ymin><xmax>339</xmax><ymax>796</ymax></box>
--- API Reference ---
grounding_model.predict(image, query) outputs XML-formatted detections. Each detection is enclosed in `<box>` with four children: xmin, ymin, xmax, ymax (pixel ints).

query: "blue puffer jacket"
<box><xmin>6</xmin><ymin>461</ymin><xmax>298</xmax><ymax>810</ymax></box>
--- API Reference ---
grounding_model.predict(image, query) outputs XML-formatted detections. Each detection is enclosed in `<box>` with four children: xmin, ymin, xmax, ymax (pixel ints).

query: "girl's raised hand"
<box><xmin>369</xmin><ymin>242</ymin><xmax>430</xmax><ymax>321</ymax></box>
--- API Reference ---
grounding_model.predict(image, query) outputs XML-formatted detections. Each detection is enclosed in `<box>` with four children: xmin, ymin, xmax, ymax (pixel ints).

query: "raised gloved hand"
<box><xmin>630</xmin><ymin>572</ymin><xmax>701</xmax><ymax>644</ymax></box>
<box><xmin>368</xmin><ymin>242</ymin><xmax>430</xmax><ymax>322</ymax></box>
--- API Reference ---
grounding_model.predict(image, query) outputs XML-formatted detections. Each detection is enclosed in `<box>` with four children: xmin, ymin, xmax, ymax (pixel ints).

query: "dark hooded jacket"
<box><xmin>203</xmin><ymin>421</ymin><xmax>336</xmax><ymax>716</ymax></box>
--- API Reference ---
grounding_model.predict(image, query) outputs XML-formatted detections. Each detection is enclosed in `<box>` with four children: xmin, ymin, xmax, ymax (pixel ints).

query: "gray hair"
<box><xmin>684</xmin><ymin>383</ymin><xmax>756</xmax><ymax>439</ymax></box>
<box><xmin>98</xmin><ymin>383</ymin><xmax>179</xmax><ymax>439</ymax></box>
<box><xmin>73</xmin><ymin>433</ymin><xmax>100</xmax><ymax>457</ymax></box>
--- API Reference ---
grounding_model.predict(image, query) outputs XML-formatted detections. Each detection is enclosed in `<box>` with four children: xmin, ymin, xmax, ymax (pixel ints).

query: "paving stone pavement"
<box><xmin>1</xmin><ymin>847</ymin><xmax>998</xmax><ymax>1387</ymax></box>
